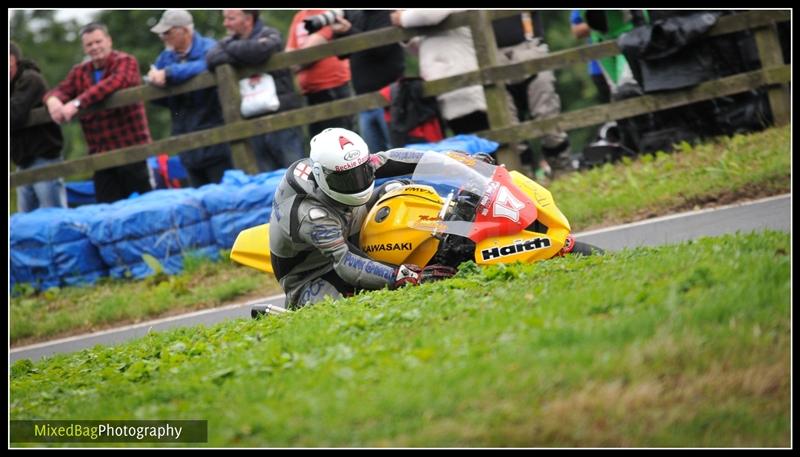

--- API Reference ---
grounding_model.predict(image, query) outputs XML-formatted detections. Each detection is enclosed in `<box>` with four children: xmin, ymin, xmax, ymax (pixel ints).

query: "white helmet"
<box><xmin>309</xmin><ymin>128</ymin><xmax>374</xmax><ymax>206</ymax></box>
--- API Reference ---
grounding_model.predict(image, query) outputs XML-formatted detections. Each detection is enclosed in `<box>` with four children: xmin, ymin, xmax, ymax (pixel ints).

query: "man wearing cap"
<box><xmin>147</xmin><ymin>10</ymin><xmax>233</xmax><ymax>186</ymax></box>
<box><xmin>206</xmin><ymin>10</ymin><xmax>305</xmax><ymax>173</ymax></box>
<box><xmin>44</xmin><ymin>22</ymin><xmax>153</xmax><ymax>204</ymax></box>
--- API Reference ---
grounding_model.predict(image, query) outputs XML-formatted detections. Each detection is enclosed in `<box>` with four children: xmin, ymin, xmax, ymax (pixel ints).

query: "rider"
<box><xmin>269</xmin><ymin>127</ymin><xmax>456</xmax><ymax>309</ymax></box>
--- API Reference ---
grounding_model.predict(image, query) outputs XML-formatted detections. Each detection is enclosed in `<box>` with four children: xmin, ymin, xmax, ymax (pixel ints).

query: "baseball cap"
<box><xmin>150</xmin><ymin>10</ymin><xmax>193</xmax><ymax>34</ymax></box>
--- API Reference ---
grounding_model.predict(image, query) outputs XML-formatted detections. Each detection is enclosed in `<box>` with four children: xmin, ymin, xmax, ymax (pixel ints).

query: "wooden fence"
<box><xmin>11</xmin><ymin>10</ymin><xmax>790</xmax><ymax>188</ymax></box>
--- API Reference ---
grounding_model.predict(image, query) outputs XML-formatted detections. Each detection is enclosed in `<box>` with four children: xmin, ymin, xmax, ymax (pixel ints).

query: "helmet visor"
<box><xmin>323</xmin><ymin>161</ymin><xmax>375</xmax><ymax>194</ymax></box>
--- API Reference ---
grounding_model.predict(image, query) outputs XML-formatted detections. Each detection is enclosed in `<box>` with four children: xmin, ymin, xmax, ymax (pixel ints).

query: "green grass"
<box><xmin>10</xmin><ymin>231</ymin><xmax>790</xmax><ymax>447</ymax></box>
<box><xmin>10</xmin><ymin>251</ymin><xmax>281</xmax><ymax>345</ymax></box>
<box><xmin>553</xmin><ymin>125</ymin><xmax>790</xmax><ymax>230</ymax></box>
<box><xmin>10</xmin><ymin>125</ymin><xmax>790</xmax><ymax>343</ymax></box>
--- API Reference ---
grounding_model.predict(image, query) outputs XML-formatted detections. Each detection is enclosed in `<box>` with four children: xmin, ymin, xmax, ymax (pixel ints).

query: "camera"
<box><xmin>303</xmin><ymin>9</ymin><xmax>344</xmax><ymax>34</ymax></box>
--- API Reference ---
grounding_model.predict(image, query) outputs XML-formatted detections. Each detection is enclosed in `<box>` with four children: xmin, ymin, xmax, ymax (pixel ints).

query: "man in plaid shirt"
<box><xmin>44</xmin><ymin>22</ymin><xmax>153</xmax><ymax>203</ymax></box>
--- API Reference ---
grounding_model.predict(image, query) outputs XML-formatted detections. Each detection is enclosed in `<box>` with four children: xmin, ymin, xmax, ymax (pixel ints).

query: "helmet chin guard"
<box><xmin>310</xmin><ymin>128</ymin><xmax>375</xmax><ymax>206</ymax></box>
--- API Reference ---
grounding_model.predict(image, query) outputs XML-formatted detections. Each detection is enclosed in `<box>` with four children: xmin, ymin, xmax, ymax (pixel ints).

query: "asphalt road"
<box><xmin>10</xmin><ymin>194</ymin><xmax>790</xmax><ymax>363</ymax></box>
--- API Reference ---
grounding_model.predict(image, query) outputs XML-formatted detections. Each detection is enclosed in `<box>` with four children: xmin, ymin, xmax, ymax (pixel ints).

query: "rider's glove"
<box><xmin>473</xmin><ymin>153</ymin><xmax>496</xmax><ymax>165</ymax></box>
<box><xmin>420</xmin><ymin>264</ymin><xmax>457</xmax><ymax>283</ymax></box>
<box><xmin>392</xmin><ymin>264</ymin><xmax>422</xmax><ymax>289</ymax></box>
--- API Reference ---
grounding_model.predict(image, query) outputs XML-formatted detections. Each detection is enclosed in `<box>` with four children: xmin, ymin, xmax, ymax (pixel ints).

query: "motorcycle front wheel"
<box><xmin>571</xmin><ymin>241</ymin><xmax>605</xmax><ymax>256</ymax></box>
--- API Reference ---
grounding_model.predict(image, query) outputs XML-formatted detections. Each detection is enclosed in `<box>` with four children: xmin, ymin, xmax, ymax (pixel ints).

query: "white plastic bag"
<box><xmin>239</xmin><ymin>73</ymin><xmax>280</xmax><ymax>118</ymax></box>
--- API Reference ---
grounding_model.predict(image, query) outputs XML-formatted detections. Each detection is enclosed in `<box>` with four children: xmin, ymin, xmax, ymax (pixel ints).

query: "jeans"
<box><xmin>358</xmin><ymin>108</ymin><xmax>391</xmax><ymax>154</ymax></box>
<box><xmin>16</xmin><ymin>156</ymin><xmax>68</xmax><ymax>212</ymax></box>
<box><xmin>250</xmin><ymin>126</ymin><xmax>306</xmax><ymax>172</ymax></box>
<box><xmin>93</xmin><ymin>160</ymin><xmax>153</xmax><ymax>204</ymax></box>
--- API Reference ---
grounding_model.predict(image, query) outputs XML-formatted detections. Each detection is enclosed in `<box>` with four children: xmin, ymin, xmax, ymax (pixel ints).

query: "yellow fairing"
<box><xmin>360</xmin><ymin>185</ymin><xmax>442</xmax><ymax>266</ymax></box>
<box><xmin>230</xmin><ymin>223</ymin><xmax>273</xmax><ymax>273</ymax></box>
<box><xmin>475</xmin><ymin>231</ymin><xmax>560</xmax><ymax>265</ymax></box>
<box><xmin>510</xmin><ymin>170</ymin><xmax>570</xmax><ymax>234</ymax></box>
<box><xmin>472</xmin><ymin>171</ymin><xmax>572</xmax><ymax>265</ymax></box>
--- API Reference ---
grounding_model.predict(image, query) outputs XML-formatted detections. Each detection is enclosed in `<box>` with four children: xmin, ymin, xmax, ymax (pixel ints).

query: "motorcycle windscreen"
<box><xmin>408</xmin><ymin>152</ymin><xmax>537</xmax><ymax>243</ymax></box>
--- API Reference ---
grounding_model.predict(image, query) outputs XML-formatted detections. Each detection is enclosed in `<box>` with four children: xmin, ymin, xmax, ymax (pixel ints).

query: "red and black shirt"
<box><xmin>44</xmin><ymin>50</ymin><xmax>151</xmax><ymax>154</ymax></box>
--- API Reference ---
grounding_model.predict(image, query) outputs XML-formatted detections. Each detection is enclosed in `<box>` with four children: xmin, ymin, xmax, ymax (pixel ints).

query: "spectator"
<box><xmin>390</xmin><ymin>9</ymin><xmax>488</xmax><ymax>135</ymax></box>
<box><xmin>44</xmin><ymin>23</ymin><xmax>152</xmax><ymax>204</ymax></box>
<box><xmin>492</xmin><ymin>12</ymin><xmax>575</xmax><ymax>176</ymax></box>
<box><xmin>10</xmin><ymin>41</ymin><xmax>68</xmax><ymax>212</ymax></box>
<box><xmin>335</xmin><ymin>10</ymin><xmax>405</xmax><ymax>154</ymax></box>
<box><xmin>206</xmin><ymin>10</ymin><xmax>304</xmax><ymax>172</ymax></box>
<box><xmin>286</xmin><ymin>10</ymin><xmax>354</xmax><ymax>138</ymax></box>
<box><xmin>147</xmin><ymin>10</ymin><xmax>233</xmax><ymax>187</ymax></box>
<box><xmin>579</xmin><ymin>10</ymin><xmax>639</xmax><ymax>95</ymax></box>
<box><xmin>570</xmin><ymin>10</ymin><xmax>611</xmax><ymax>104</ymax></box>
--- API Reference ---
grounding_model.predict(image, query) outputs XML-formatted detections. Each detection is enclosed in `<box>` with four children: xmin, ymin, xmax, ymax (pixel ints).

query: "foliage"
<box><xmin>553</xmin><ymin>125</ymin><xmax>791</xmax><ymax>230</ymax></box>
<box><xmin>10</xmin><ymin>231</ymin><xmax>790</xmax><ymax>446</ymax></box>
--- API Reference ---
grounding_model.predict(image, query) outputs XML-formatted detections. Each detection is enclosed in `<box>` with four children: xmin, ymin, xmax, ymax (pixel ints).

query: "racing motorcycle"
<box><xmin>230</xmin><ymin>151</ymin><xmax>602</xmax><ymax>311</ymax></box>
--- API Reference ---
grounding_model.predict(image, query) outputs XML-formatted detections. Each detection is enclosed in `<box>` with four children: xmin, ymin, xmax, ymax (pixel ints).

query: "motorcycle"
<box><xmin>230</xmin><ymin>151</ymin><xmax>602</xmax><ymax>313</ymax></box>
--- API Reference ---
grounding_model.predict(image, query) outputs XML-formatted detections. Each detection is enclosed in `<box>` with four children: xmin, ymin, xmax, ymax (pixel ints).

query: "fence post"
<box><xmin>468</xmin><ymin>10</ymin><xmax>522</xmax><ymax>171</ymax></box>
<box><xmin>752</xmin><ymin>21</ymin><xmax>789</xmax><ymax>127</ymax></box>
<box><xmin>215</xmin><ymin>64</ymin><xmax>260</xmax><ymax>174</ymax></box>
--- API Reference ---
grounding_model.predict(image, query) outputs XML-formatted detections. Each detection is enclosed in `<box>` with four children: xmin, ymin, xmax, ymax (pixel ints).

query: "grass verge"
<box><xmin>553</xmin><ymin>125</ymin><xmax>790</xmax><ymax>230</ymax></box>
<box><xmin>10</xmin><ymin>250</ymin><xmax>281</xmax><ymax>345</ymax></box>
<box><xmin>10</xmin><ymin>231</ymin><xmax>790</xmax><ymax>447</ymax></box>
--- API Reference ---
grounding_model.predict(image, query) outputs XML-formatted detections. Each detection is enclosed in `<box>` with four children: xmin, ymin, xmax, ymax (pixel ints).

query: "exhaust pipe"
<box><xmin>251</xmin><ymin>304</ymin><xmax>290</xmax><ymax>319</ymax></box>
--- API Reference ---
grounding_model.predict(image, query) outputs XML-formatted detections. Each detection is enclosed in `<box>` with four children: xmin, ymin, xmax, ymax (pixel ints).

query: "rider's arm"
<box><xmin>371</xmin><ymin>148</ymin><xmax>429</xmax><ymax>178</ymax></box>
<box><xmin>296</xmin><ymin>207</ymin><xmax>398</xmax><ymax>290</ymax></box>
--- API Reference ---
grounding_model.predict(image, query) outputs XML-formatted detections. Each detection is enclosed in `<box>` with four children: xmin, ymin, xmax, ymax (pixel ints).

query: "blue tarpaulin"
<box><xmin>10</xmin><ymin>206</ymin><xmax>109</xmax><ymax>291</ymax></box>
<box><xmin>65</xmin><ymin>180</ymin><xmax>97</xmax><ymax>207</ymax></box>
<box><xmin>203</xmin><ymin>169</ymin><xmax>285</xmax><ymax>249</ymax></box>
<box><xmin>87</xmin><ymin>188</ymin><xmax>217</xmax><ymax>279</ymax></box>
